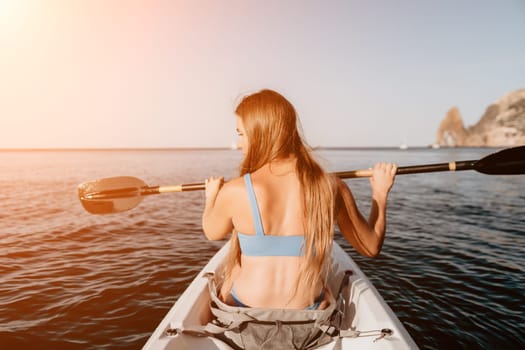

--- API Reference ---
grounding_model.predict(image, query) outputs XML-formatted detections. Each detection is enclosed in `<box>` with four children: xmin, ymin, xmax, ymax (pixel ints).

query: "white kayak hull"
<box><xmin>142</xmin><ymin>242</ymin><xmax>418</xmax><ymax>349</ymax></box>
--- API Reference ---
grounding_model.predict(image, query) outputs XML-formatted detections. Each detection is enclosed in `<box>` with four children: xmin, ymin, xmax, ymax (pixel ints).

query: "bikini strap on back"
<box><xmin>243</xmin><ymin>174</ymin><xmax>265</xmax><ymax>236</ymax></box>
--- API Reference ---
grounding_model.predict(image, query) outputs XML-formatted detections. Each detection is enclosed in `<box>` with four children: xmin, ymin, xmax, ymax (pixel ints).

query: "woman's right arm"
<box><xmin>202</xmin><ymin>177</ymin><xmax>234</xmax><ymax>240</ymax></box>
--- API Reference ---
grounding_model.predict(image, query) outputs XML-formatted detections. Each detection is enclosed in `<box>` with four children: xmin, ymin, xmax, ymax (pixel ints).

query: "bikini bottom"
<box><xmin>230</xmin><ymin>287</ymin><xmax>325</xmax><ymax>310</ymax></box>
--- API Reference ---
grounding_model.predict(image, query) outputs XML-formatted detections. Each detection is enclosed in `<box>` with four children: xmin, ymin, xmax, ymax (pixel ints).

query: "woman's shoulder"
<box><xmin>221</xmin><ymin>175</ymin><xmax>246</xmax><ymax>195</ymax></box>
<box><xmin>211</xmin><ymin>176</ymin><xmax>246</xmax><ymax>210</ymax></box>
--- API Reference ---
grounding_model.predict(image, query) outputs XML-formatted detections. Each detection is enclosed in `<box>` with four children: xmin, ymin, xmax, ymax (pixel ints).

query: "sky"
<box><xmin>1</xmin><ymin>0</ymin><xmax>524</xmax><ymax>148</ymax></box>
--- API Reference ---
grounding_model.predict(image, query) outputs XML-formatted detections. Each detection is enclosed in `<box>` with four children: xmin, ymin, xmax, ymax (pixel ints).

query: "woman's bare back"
<box><xmin>225</xmin><ymin>159</ymin><xmax>325</xmax><ymax>308</ymax></box>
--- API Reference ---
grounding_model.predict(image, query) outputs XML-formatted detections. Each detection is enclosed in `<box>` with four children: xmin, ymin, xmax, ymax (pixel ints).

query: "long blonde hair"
<box><xmin>222</xmin><ymin>89</ymin><xmax>336</xmax><ymax>297</ymax></box>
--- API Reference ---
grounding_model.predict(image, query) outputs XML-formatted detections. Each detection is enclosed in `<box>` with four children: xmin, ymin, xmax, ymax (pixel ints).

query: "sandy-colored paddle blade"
<box><xmin>78</xmin><ymin>176</ymin><xmax>146</xmax><ymax>214</ymax></box>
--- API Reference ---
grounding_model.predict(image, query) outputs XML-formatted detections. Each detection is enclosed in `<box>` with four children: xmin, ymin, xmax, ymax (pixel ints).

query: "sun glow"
<box><xmin>0</xmin><ymin>0</ymin><xmax>29</xmax><ymax>35</ymax></box>
<box><xmin>0</xmin><ymin>0</ymin><xmax>23</xmax><ymax>19</ymax></box>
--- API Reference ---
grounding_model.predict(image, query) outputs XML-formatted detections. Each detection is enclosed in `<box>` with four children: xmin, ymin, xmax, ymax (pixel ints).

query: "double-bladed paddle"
<box><xmin>78</xmin><ymin>146</ymin><xmax>525</xmax><ymax>215</ymax></box>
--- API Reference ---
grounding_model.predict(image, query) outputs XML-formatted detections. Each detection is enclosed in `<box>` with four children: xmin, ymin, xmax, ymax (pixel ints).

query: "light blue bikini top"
<box><xmin>237</xmin><ymin>174</ymin><xmax>304</xmax><ymax>257</ymax></box>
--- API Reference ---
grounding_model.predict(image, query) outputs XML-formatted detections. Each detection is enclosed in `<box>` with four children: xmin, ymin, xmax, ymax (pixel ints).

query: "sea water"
<box><xmin>0</xmin><ymin>148</ymin><xmax>523</xmax><ymax>349</ymax></box>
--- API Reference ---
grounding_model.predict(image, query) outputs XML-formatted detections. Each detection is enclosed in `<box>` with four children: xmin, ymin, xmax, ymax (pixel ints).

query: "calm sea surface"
<box><xmin>0</xmin><ymin>148</ymin><xmax>523</xmax><ymax>350</ymax></box>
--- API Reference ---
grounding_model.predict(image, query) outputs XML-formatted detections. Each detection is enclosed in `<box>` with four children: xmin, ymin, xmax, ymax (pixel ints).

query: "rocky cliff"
<box><xmin>436</xmin><ymin>89</ymin><xmax>525</xmax><ymax>147</ymax></box>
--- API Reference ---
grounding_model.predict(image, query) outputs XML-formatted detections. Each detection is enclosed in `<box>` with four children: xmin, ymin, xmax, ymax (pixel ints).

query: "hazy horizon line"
<box><xmin>0</xmin><ymin>146</ymin><xmax>501</xmax><ymax>152</ymax></box>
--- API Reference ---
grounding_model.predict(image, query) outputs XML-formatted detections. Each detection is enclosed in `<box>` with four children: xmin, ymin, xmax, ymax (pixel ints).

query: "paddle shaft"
<box><xmin>133</xmin><ymin>160</ymin><xmax>479</xmax><ymax>197</ymax></box>
<box><xmin>81</xmin><ymin>145</ymin><xmax>525</xmax><ymax>200</ymax></box>
<box><xmin>335</xmin><ymin>160</ymin><xmax>476</xmax><ymax>178</ymax></box>
<box><xmin>78</xmin><ymin>146</ymin><xmax>525</xmax><ymax>214</ymax></box>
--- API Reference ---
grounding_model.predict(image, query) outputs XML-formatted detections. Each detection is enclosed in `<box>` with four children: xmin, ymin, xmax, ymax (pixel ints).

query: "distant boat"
<box><xmin>431</xmin><ymin>143</ymin><xmax>440</xmax><ymax>149</ymax></box>
<box><xmin>399</xmin><ymin>143</ymin><xmax>408</xmax><ymax>150</ymax></box>
<box><xmin>230</xmin><ymin>142</ymin><xmax>239</xmax><ymax>150</ymax></box>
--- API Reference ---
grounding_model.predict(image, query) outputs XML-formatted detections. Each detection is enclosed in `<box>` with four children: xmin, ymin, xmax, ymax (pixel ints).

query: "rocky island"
<box><xmin>435</xmin><ymin>89</ymin><xmax>525</xmax><ymax>147</ymax></box>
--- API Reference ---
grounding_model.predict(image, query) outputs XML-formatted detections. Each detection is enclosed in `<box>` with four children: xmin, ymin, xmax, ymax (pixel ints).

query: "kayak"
<box><xmin>142</xmin><ymin>242</ymin><xmax>419</xmax><ymax>349</ymax></box>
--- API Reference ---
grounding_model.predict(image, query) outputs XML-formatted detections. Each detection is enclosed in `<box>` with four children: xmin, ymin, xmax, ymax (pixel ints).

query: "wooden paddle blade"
<box><xmin>79</xmin><ymin>197</ymin><xmax>143</xmax><ymax>215</ymax></box>
<box><xmin>78</xmin><ymin>176</ymin><xmax>146</xmax><ymax>199</ymax></box>
<box><xmin>78</xmin><ymin>176</ymin><xmax>146</xmax><ymax>214</ymax></box>
<box><xmin>474</xmin><ymin>146</ymin><xmax>525</xmax><ymax>175</ymax></box>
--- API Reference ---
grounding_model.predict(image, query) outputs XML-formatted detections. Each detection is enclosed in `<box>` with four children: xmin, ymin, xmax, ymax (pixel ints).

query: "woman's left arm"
<box><xmin>336</xmin><ymin>163</ymin><xmax>396</xmax><ymax>257</ymax></box>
